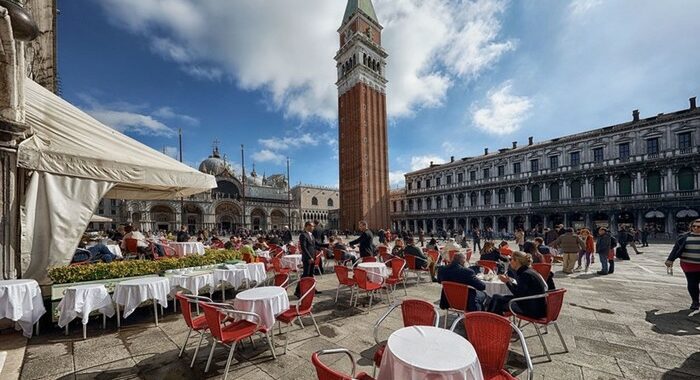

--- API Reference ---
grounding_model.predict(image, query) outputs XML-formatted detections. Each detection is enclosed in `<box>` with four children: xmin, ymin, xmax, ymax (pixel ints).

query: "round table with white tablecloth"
<box><xmin>233</xmin><ymin>286</ymin><xmax>290</xmax><ymax>330</ymax></box>
<box><xmin>169</xmin><ymin>273</ymin><xmax>214</xmax><ymax>296</ymax></box>
<box><xmin>357</xmin><ymin>262</ymin><xmax>390</xmax><ymax>284</ymax></box>
<box><xmin>247</xmin><ymin>262</ymin><xmax>267</xmax><ymax>284</ymax></box>
<box><xmin>377</xmin><ymin>326</ymin><xmax>483</xmax><ymax>380</ymax></box>
<box><xmin>213</xmin><ymin>268</ymin><xmax>249</xmax><ymax>290</ymax></box>
<box><xmin>477</xmin><ymin>274</ymin><xmax>512</xmax><ymax>297</ymax></box>
<box><xmin>168</xmin><ymin>242</ymin><xmax>205</xmax><ymax>257</ymax></box>
<box><xmin>0</xmin><ymin>279</ymin><xmax>46</xmax><ymax>338</ymax></box>
<box><xmin>113</xmin><ymin>277</ymin><xmax>170</xmax><ymax>326</ymax></box>
<box><xmin>281</xmin><ymin>254</ymin><xmax>302</xmax><ymax>270</ymax></box>
<box><xmin>57</xmin><ymin>284</ymin><xmax>115</xmax><ymax>339</ymax></box>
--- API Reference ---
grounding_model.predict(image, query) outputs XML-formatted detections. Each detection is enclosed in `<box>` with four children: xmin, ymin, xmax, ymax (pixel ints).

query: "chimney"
<box><xmin>512</xmin><ymin>141</ymin><xmax>517</xmax><ymax>149</ymax></box>
<box><xmin>429</xmin><ymin>161</ymin><xmax>433</xmax><ymax>166</ymax></box>
<box><xmin>632</xmin><ymin>109</ymin><xmax>639</xmax><ymax>122</ymax></box>
<box><xmin>484</xmin><ymin>148</ymin><xmax>488</xmax><ymax>155</ymax></box>
<box><xmin>528</xmin><ymin>136</ymin><xmax>533</xmax><ymax>146</ymax></box>
<box><xmin>450</xmin><ymin>156</ymin><xmax>454</xmax><ymax>162</ymax></box>
<box><xmin>690</xmin><ymin>97</ymin><xmax>697</xmax><ymax>110</ymax></box>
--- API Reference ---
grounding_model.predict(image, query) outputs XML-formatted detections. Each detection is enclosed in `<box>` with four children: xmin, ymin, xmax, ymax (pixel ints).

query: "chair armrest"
<box><xmin>373</xmin><ymin>303</ymin><xmax>400</xmax><ymax>345</ymax></box>
<box><xmin>296</xmin><ymin>281</ymin><xmax>317</xmax><ymax>314</ymax></box>
<box><xmin>507</xmin><ymin>293</ymin><xmax>547</xmax><ymax>316</ymax></box>
<box><xmin>184</xmin><ymin>294</ymin><xmax>214</xmax><ymax>304</ymax></box>
<box><xmin>219</xmin><ymin>308</ymin><xmax>262</xmax><ymax>330</ymax></box>
<box><xmin>509</xmin><ymin>320</ymin><xmax>534</xmax><ymax>380</ymax></box>
<box><xmin>315</xmin><ymin>349</ymin><xmax>357</xmax><ymax>377</ymax></box>
<box><xmin>449</xmin><ymin>314</ymin><xmax>466</xmax><ymax>332</ymax></box>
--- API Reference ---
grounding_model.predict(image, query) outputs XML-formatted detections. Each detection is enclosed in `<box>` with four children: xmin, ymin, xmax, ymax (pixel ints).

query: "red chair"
<box><xmin>353</xmin><ymin>268</ymin><xmax>389</xmax><ymax>310</ymax></box>
<box><xmin>211</xmin><ymin>240</ymin><xmax>225</xmax><ymax>249</ymax></box>
<box><xmin>452</xmin><ymin>312</ymin><xmax>533</xmax><ymax>380</ymax></box>
<box><xmin>175</xmin><ymin>293</ymin><xmax>212</xmax><ymax>368</ymax></box>
<box><xmin>405</xmin><ymin>254</ymin><xmax>430</xmax><ymax>282</ymax></box>
<box><xmin>466</xmin><ymin>248</ymin><xmax>473</xmax><ymax>263</ymax></box>
<box><xmin>372</xmin><ymin>299</ymin><xmax>439</xmax><ymax>376</ymax></box>
<box><xmin>288</xmin><ymin>244</ymin><xmax>298</xmax><ymax>254</ymax></box>
<box><xmin>508</xmin><ymin>288</ymin><xmax>568</xmax><ymax>361</ymax></box>
<box><xmin>334</xmin><ymin>265</ymin><xmax>356</xmax><ymax>304</ymax></box>
<box><xmin>199</xmin><ymin>302</ymin><xmax>276</xmax><ymax>379</ymax></box>
<box><xmin>272</xmin><ymin>257</ymin><xmax>290</xmax><ymax>276</ymax></box>
<box><xmin>274</xmin><ymin>273</ymin><xmax>290</xmax><ymax>288</ymax></box>
<box><xmin>477</xmin><ymin>260</ymin><xmax>498</xmax><ymax>274</ymax></box>
<box><xmin>311</xmin><ymin>349</ymin><xmax>375</xmax><ymax>380</ymax></box>
<box><xmin>313</xmin><ymin>251</ymin><xmax>324</xmax><ymax>275</ymax></box>
<box><xmin>150</xmin><ymin>243</ymin><xmax>177</xmax><ymax>260</ymax></box>
<box><xmin>123</xmin><ymin>238</ymin><xmax>141</xmax><ymax>259</ymax></box>
<box><xmin>542</xmin><ymin>254</ymin><xmax>553</xmax><ymax>264</ymax></box>
<box><xmin>361</xmin><ymin>256</ymin><xmax>377</xmax><ymax>263</ymax></box>
<box><xmin>333</xmin><ymin>249</ymin><xmax>352</xmax><ymax>267</ymax></box>
<box><xmin>276</xmin><ymin>277</ymin><xmax>321</xmax><ymax>354</ymax></box>
<box><xmin>427</xmin><ymin>249</ymin><xmax>440</xmax><ymax>264</ymax></box>
<box><xmin>377</xmin><ymin>246</ymin><xmax>388</xmax><ymax>258</ymax></box>
<box><xmin>441</xmin><ymin>281</ymin><xmax>477</xmax><ymax>328</ymax></box>
<box><xmin>532</xmin><ymin>263</ymin><xmax>552</xmax><ymax>287</ymax></box>
<box><xmin>242</xmin><ymin>252</ymin><xmax>254</xmax><ymax>264</ymax></box>
<box><xmin>384</xmin><ymin>258</ymin><xmax>407</xmax><ymax>297</ymax></box>
<box><xmin>446</xmin><ymin>250</ymin><xmax>459</xmax><ymax>265</ymax></box>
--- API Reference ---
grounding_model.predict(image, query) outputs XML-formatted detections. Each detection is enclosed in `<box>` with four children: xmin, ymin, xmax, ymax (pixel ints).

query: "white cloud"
<box><xmin>569</xmin><ymin>0</ymin><xmax>602</xmax><ymax>16</ymax></box>
<box><xmin>389</xmin><ymin>170</ymin><xmax>406</xmax><ymax>187</ymax></box>
<box><xmin>410</xmin><ymin>155</ymin><xmax>446</xmax><ymax>171</ymax></box>
<box><xmin>152</xmin><ymin>106</ymin><xmax>200</xmax><ymax>126</ymax></box>
<box><xmin>252</xmin><ymin>149</ymin><xmax>285</xmax><ymax>165</ymax></box>
<box><xmin>258</xmin><ymin>133</ymin><xmax>318</xmax><ymax>151</ymax></box>
<box><xmin>163</xmin><ymin>146</ymin><xmax>179</xmax><ymax>159</ymax></box>
<box><xmin>441</xmin><ymin>141</ymin><xmax>459</xmax><ymax>154</ymax></box>
<box><xmin>99</xmin><ymin>0</ymin><xmax>513</xmax><ymax>121</ymax></box>
<box><xmin>471</xmin><ymin>81</ymin><xmax>532</xmax><ymax>135</ymax></box>
<box><xmin>88</xmin><ymin>109</ymin><xmax>176</xmax><ymax>137</ymax></box>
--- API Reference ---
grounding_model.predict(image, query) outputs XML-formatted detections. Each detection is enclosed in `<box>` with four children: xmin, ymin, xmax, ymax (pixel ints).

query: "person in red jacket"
<box><xmin>575</xmin><ymin>228</ymin><xmax>595</xmax><ymax>272</ymax></box>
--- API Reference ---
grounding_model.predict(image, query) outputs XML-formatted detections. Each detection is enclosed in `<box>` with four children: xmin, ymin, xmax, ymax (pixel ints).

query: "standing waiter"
<box><xmin>349</xmin><ymin>220</ymin><xmax>375</xmax><ymax>258</ymax></box>
<box><xmin>297</xmin><ymin>221</ymin><xmax>328</xmax><ymax>296</ymax></box>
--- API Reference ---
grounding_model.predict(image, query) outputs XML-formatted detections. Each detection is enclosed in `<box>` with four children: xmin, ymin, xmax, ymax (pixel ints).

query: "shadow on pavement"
<box><xmin>645</xmin><ymin>309</ymin><xmax>700</xmax><ymax>336</ymax></box>
<box><xmin>661</xmin><ymin>352</ymin><xmax>700</xmax><ymax>379</ymax></box>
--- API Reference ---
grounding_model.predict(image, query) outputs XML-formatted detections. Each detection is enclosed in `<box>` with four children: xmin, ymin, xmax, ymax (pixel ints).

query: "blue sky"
<box><xmin>57</xmin><ymin>0</ymin><xmax>699</xmax><ymax>188</ymax></box>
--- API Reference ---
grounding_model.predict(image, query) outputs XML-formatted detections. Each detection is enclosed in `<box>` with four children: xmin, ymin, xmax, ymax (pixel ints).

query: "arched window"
<box><xmin>470</xmin><ymin>192</ymin><xmax>477</xmax><ymax>206</ymax></box>
<box><xmin>514</xmin><ymin>187</ymin><xmax>523</xmax><ymax>203</ymax></box>
<box><xmin>436</xmin><ymin>197</ymin><xmax>442</xmax><ymax>209</ymax></box>
<box><xmin>483</xmin><ymin>190</ymin><xmax>492</xmax><ymax>205</ymax></box>
<box><xmin>408</xmin><ymin>199</ymin><xmax>414</xmax><ymax>211</ymax></box>
<box><xmin>618</xmin><ymin>175</ymin><xmax>632</xmax><ymax>196</ymax></box>
<box><xmin>570</xmin><ymin>180</ymin><xmax>582</xmax><ymax>199</ymax></box>
<box><xmin>678</xmin><ymin>167</ymin><xmax>695</xmax><ymax>191</ymax></box>
<box><xmin>646</xmin><ymin>171</ymin><xmax>661</xmax><ymax>193</ymax></box>
<box><xmin>426</xmin><ymin>198</ymin><xmax>432</xmax><ymax>210</ymax></box>
<box><xmin>498</xmin><ymin>189</ymin><xmax>507</xmax><ymax>204</ymax></box>
<box><xmin>593</xmin><ymin>177</ymin><xmax>606</xmax><ymax>198</ymax></box>
<box><xmin>327</xmin><ymin>198</ymin><xmax>334</xmax><ymax>207</ymax></box>
<box><xmin>531</xmin><ymin>185</ymin><xmax>541</xmax><ymax>203</ymax></box>
<box><xmin>549</xmin><ymin>182</ymin><xmax>560</xmax><ymax>201</ymax></box>
<box><xmin>417</xmin><ymin>199</ymin><xmax>423</xmax><ymax>210</ymax></box>
<box><xmin>446</xmin><ymin>194</ymin><xmax>453</xmax><ymax>208</ymax></box>
<box><xmin>311</xmin><ymin>197</ymin><xmax>318</xmax><ymax>206</ymax></box>
<box><xmin>458</xmin><ymin>193</ymin><xmax>465</xmax><ymax>207</ymax></box>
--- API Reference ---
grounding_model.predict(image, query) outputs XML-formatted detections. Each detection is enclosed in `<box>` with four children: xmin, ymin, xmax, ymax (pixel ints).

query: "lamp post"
<box><xmin>287</xmin><ymin>157</ymin><xmax>291</xmax><ymax>230</ymax></box>
<box><xmin>241</xmin><ymin>144</ymin><xmax>246</xmax><ymax>231</ymax></box>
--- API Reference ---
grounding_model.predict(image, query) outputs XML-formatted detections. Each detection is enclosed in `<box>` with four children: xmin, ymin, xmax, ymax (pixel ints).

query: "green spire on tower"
<box><xmin>343</xmin><ymin>0</ymin><xmax>379</xmax><ymax>25</ymax></box>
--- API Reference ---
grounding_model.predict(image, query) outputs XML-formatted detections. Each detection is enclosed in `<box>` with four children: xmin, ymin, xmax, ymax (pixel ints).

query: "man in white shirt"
<box><xmin>121</xmin><ymin>225</ymin><xmax>149</xmax><ymax>255</ymax></box>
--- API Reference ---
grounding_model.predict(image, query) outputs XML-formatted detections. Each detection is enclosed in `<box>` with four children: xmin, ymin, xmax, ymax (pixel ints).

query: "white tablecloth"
<box><xmin>358</xmin><ymin>262</ymin><xmax>390</xmax><ymax>284</ymax></box>
<box><xmin>247</xmin><ymin>263</ymin><xmax>267</xmax><ymax>284</ymax></box>
<box><xmin>378</xmin><ymin>326</ymin><xmax>483</xmax><ymax>380</ymax></box>
<box><xmin>233</xmin><ymin>286</ymin><xmax>290</xmax><ymax>330</ymax></box>
<box><xmin>168</xmin><ymin>242</ymin><xmax>205</xmax><ymax>257</ymax></box>
<box><xmin>57</xmin><ymin>284</ymin><xmax>115</xmax><ymax>327</ymax></box>
<box><xmin>170</xmin><ymin>273</ymin><xmax>213</xmax><ymax>295</ymax></box>
<box><xmin>107</xmin><ymin>245</ymin><xmax>123</xmax><ymax>259</ymax></box>
<box><xmin>213</xmin><ymin>268</ymin><xmax>249</xmax><ymax>289</ymax></box>
<box><xmin>113</xmin><ymin>277</ymin><xmax>170</xmax><ymax>318</ymax></box>
<box><xmin>0</xmin><ymin>279</ymin><xmax>46</xmax><ymax>338</ymax></box>
<box><xmin>256</xmin><ymin>250</ymin><xmax>271</xmax><ymax>259</ymax></box>
<box><xmin>477</xmin><ymin>275</ymin><xmax>512</xmax><ymax>297</ymax></box>
<box><xmin>281</xmin><ymin>254</ymin><xmax>302</xmax><ymax>269</ymax></box>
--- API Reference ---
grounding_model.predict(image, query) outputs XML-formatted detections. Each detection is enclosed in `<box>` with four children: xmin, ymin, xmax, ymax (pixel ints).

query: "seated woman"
<box><xmin>329</xmin><ymin>236</ymin><xmax>356</xmax><ymax>264</ymax></box>
<box><xmin>426</xmin><ymin>237</ymin><xmax>439</xmax><ymax>251</ymax></box>
<box><xmin>253</xmin><ymin>237</ymin><xmax>269</xmax><ymax>251</ymax></box>
<box><xmin>488</xmin><ymin>250</ymin><xmax>547</xmax><ymax>319</ymax></box>
<box><xmin>498</xmin><ymin>241</ymin><xmax>513</xmax><ymax>256</ymax></box>
<box><xmin>523</xmin><ymin>241</ymin><xmax>556</xmax><ymax>290</ymax></box>
<box><xmin>479</xmin><ymin>241</ymin><xmax>509</xmax><ymax>274</ymax></box>
<box><xmin>391</xmin><ymin>238</ymin><xmax>405</xmax><ymax>258</ymax></box>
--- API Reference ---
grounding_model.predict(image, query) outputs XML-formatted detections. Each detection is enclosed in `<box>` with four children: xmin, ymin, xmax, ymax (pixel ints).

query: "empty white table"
<box><xmin>281</xmin><ymin>254</ymin><xmax>303</xmax><ymax>270</ymax></box>
<box><xmin>113</xmin><ymin>277</ymin><xmax>170</xmax><ymax>327</ymax></box>
<box><xmin>57</xmin><ymin>284</ymin><xmax>115</xmax><ymax>339</ymax></box>
<box><xmin>168</xmin><ymin>242</ymin><xmax>205</xmax><ymax>257</ymax></box>
<box><xmin>0</xmin><ymin>279</ymin><xmax>46</xmax><ymax>338</ymax></box>
<box><xmin>170</xmin><ymin>273</ymin><xmax>214</xmax><ymax>296</ymax></box>
<box><xmin>247</xmin><ymin>262</ymin><xmax>267</xmax><ymax>284</ymax></box>
<box><xmin>357</xmin><ymin>262</ymin><xmax>390</xmax><ymax>284</ymax></box>
<box><xmin>233</xmin><ymin>286</ymin><xmax>290</xmax><ymax>330</ymax></box>
<box><xmin>377</xmin><ymin>326</ymin><xmax>483</xmax><ymax>380</ymax></box>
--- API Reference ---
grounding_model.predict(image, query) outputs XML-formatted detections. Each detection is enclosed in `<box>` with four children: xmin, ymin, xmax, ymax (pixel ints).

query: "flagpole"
<box><xmin>286</xmin><ymin>157</ymin><xmax>291</xmax><ymax>230</ymax></box>
<box><xmin>241</xmin><ymin>144</ymin><xmax>246</xmax><ymax>231</ymax></box>
<box><xmin>179</xmin><ymin>128</ymin><xmax>184</xmax><ymax>232</ymax></box>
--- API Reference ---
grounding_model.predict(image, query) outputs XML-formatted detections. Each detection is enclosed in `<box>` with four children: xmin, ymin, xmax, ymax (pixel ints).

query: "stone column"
<box><xmin>508</xmin><ymin>215</ymin><xmax>513</xmax><ymax>233</ymax></box>
<box><xmin>585</xmin><ymin>213</ymin><xmax>591</xmax><ymax>228</ymax></box>
<box><xmin>543</xmin><ymin>215</ymin><xmax>548</xmax><ymax>229</ymax></box>
<box><xmin>563</xmin><ymin>213</ymin><xmax>569</xmax><ymax>228</ymax></box>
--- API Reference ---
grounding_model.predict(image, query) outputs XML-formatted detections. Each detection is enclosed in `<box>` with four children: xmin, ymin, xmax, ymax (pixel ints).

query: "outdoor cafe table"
<box><xmin>57</xmin><ymin>284</ymin><xmax>115</xmax><ymax>339</ymax></box>
<box><xmin>256</xmin><ymin>250</ymin><xmax>271</xmax><ymax>259</ymax></box>
<box><xmin>213</xmin><ymin>265</ymin><xmax>250</xmax><ymax>301</ymax></box>
<box><xmin>170</xmin><ymin>272</ymin><xmax>214</xmax><ymax>296</ymax></box>
<box><xmin>281</xmin><ymin>254</ymin><xmax>302</xmax><ymax>270</ymax></box>
<box><xmin>247</xmin><ymin>262</ymin><xmax>267</xmax><ymax>284</ymax></box>
<box><xmin>477</xmin><ymin>274</ymin><xmax>513</xmax><ymax>297</ymax></box>
<box><xmin>377</xmin><ymin>326</ymin><xmax>484</xmax><ymax>380</ymax></box>
<box><xmin>357</xmin><ymin>262</ymin><xmax>390</xmax><ymax>284</ymax></box>
<box><xmin>113</xmin><ymin>277</ymin><xmax>170</xmax><ymax>327</ymax></box>
<box><xmin>232</xmin><ymin>286</ymin><xmax>289</xmax><ymax>330</ymax></box>
<box><xmin>168</xmin><ymin>241</ymin><xmax>205</xmax><ymax>257</ymax></box>
<box><xmin>0</xmin><ymin>279</ymin><xmax>46</xmax><ymax>338</ymax></box>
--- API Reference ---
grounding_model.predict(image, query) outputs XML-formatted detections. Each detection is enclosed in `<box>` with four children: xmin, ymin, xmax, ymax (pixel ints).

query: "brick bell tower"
<box><xmin>335</xmin><ymin>0</ymin><xmax>389</xmax><ymax>232</ymax></box>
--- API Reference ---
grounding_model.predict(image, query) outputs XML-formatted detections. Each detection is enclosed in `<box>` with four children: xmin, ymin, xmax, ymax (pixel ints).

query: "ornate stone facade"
<box><xmin>95</xmin><ymin>146</ymin><xmax>299</xmax><ymax>234</ymax></box>
<box><xmin>336</xmin><ymin>0</ymin><xmax>390</xmax><ymax>231</ymax></box>
<box><xmin>391</xmin><ymin>101</ymin><xmax>700</xmax><ymax>238</ymax></box>
<box><xmin>291</xmin><ymin>184</ymin><xmax>339</xmax><ymax>229</ymax></box>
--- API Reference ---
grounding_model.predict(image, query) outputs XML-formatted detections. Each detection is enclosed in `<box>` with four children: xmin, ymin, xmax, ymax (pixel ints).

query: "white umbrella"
<box><xmin>90</xmin><ymin>215</ymin><xmax>113</xmax><ymax>223</ymax></box>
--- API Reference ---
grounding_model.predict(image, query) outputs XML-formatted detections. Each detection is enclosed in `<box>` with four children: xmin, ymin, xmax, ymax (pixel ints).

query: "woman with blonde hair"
<box><xmin>575</xmin><ymin>228</ymin><xmax>595</xmax><ymax>272</ymax></box>
<box><xmin>488</xmin><ymin>250</ymin><xmax>547</xmax><ymax>318</ymax></box>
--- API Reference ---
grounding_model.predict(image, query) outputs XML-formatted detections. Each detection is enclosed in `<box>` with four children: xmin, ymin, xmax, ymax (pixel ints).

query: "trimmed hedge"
<box><xmin>48</xmin><ymin>249</ymin><xmax>242</xmax><ymax>284</ymax></box>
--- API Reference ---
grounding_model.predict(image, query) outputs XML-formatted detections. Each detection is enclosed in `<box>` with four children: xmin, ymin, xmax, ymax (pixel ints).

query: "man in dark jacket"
<box><xmin>404</xmin><ymin>238</ymin><xmax>436</xmax><ymax>281</ymax></box>
<box><xmin>176</xmin><ymin>225</ymin><xmax>190</xmax><ymax>242</ymax></box>
<box><xmin>312</xmin><ymin>220</ymin><xmax>325</xmax><ymax>245</ymax></box>
<box><xmin>596</xmin><ymin>227</ymin><xmax>617</xmax><ymax>275</ymax></box>
<box><xmin>297</xmin><ymin>221</ymin><xmax>328</xmax><ymax>296</ymax></box>
<box><xmin>349</xmin><ymin>220</ymin><xmax>375</xmax><ymax>258</ymax></box>
<box><xmin>437</xmin><ymin>253</ymin><xmax>486</xmax><ymax>311</ymax></box>
<box><xmin>281</xmin><ymin>226</ymin><xmax>292</xmax><ymax>245</ymax></box>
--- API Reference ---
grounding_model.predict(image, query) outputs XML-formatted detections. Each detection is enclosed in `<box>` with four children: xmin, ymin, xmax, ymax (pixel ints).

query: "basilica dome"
<box><xmin>198</xmin><ymin>147</ymin><xmax>234</xmax><ymax>176</ymax></box>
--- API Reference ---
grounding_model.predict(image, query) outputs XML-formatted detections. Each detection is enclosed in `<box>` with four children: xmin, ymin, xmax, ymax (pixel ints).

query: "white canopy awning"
<box><xmin>90</xmin><ymin>215</ymin><xmax>113</xmax><ymax>223</ymax></box>
<box><xmin>17</xmin><ymin>79</ymin><xmax>216</xmax><ymax>283</ymax></box>
<box><xmin>18</xmin><ymin>79</ymin><xmax>217</xmax><ymax>200</ymax></box>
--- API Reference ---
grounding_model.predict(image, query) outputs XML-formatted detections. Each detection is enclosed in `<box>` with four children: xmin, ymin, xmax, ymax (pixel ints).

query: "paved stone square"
<box><xmin>12</xmin><ymin>243</ymin><xmax>700</xmax><ymax>379</ymax></box>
